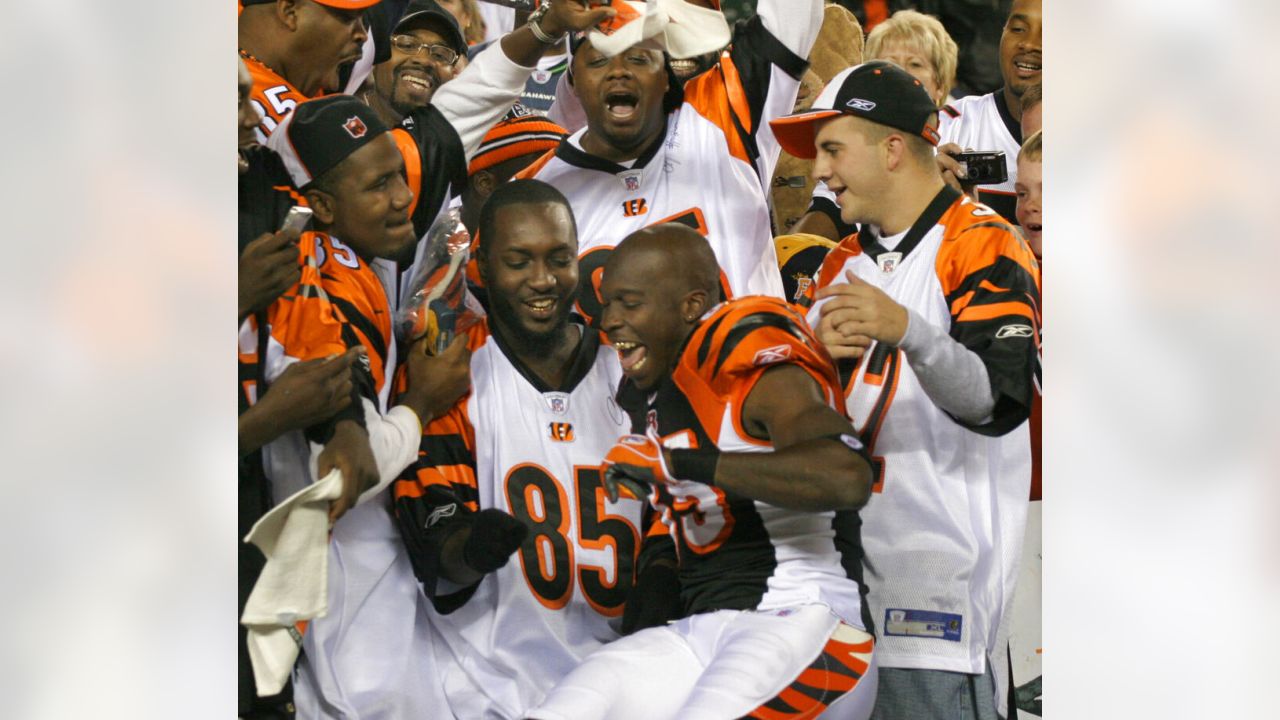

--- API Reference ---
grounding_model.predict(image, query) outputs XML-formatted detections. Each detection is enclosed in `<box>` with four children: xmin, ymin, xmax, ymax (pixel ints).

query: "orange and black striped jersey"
<box><xmin>615</xmin><ymin>296</ymin><xmax>870</xmax><ymax>627</ymax></box>
<box><xmin>240</xmin><ymin>229</ymin><xmax>391</xmax><ymax>419</ymax></box>
<box><xmin>241</xmin><ymin>51</ymin><xmax>311</xmax><ymax>143</ymax></box>
<box><xmin>803</xmin><ymin>186</ymin><xmax>1040</xmax><ymax>674</ymax></box>
<box><xmin>390</xmin><ymin>318</ymin><xmax>644</xmax><ymax>718</ymax></box>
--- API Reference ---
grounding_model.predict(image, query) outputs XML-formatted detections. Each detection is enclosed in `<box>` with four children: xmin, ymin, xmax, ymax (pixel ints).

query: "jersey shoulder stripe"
<box><xmin>683</xmin><ymin>55</ymin><xmax>754</xmax><ymax>165</ymax></box>
<box><xmin>935</xmin><ymin>199</ymin><xmax>1041</xmax><ymax>301</ymax></box>
<box><xmin>679</xmin><ymin>296</ymin><xmax>840</xmax><ymax>416</ymax></box>
<box><xmin>390</xmin><ymin>128</ymin><xmax>423</xmax><ymax>218</ymax></box>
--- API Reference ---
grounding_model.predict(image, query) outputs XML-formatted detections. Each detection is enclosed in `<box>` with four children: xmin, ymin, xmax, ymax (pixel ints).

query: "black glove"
<box><xmin>462</xmin><ymin>509</ymin><xmax>528</xmax><ymax>574</ymax></box>
<box><xmin>620</xmin><ymin>560</ymin><xmax>683</xmax><ymax>635</ymax></box>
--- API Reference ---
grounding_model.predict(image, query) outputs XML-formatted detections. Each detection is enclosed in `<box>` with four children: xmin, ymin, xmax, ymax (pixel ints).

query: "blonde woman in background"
<box><xmin>865</xmin><ymin>9</ymin><xmax>958</xmax><ymax>107</ymax></box>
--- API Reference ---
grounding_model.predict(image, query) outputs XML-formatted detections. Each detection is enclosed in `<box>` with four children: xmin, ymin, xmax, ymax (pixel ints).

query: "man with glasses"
<box><xmin>365</xmin><ymin>0</ymin><xmax>470</xmax><ymax>126</ymax></box>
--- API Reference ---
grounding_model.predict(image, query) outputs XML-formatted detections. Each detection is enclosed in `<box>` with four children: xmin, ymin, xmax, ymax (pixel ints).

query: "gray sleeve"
<box><xmin>896</xmin><ymin>308</ymin><xmax>997</xmax><ymax>424</ymax></box>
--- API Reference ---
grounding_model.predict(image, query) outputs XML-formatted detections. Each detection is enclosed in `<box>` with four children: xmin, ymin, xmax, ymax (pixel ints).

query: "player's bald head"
<box><xmin>607</xmin><ymin>224</ymin><xmax>721</xmax><ymax>303</ymax></box>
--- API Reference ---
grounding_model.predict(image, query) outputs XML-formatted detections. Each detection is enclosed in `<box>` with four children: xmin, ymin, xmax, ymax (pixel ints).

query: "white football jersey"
<box><xmin>393</xmin><ymin>319</ymin><xmax>642</xmax><ymax>719</ymax></box>
<box><xmin>937</xmin><ymin>91</ymin><xmax>1024</xmax><ymax>225</ymax></box>
<box><xmin>804</xmin><ymin>188</ymin><xmax>1041</xmax><ymax>681</ymax></box>
<box><xmin>518</xmin><ymin>12</ymin><xmax>817</xmax><ymax>326</ymax></box>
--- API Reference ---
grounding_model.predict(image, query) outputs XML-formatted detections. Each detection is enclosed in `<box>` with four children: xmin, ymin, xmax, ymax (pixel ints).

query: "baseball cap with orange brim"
<box><xmin>769</xmin><ymin>61</ymin><xmax>941</xmax><ymax>160</ymax></box>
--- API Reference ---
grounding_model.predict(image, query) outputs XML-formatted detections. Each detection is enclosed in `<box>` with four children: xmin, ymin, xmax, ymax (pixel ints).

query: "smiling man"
<box><xmin>934</xmin><ymin>0</ymin><xmax>1042</xmax><ymax>224</ymax></box>
<box><xmin>364</xmin><ymin>0</ymin><xmax>469</xmax><ymax>126</ymax></box>
<box><xmin>770</xmin><ymin>60</ymin><xmax>1042</xmax><ymax>720</ymax></box>
<box><xmin>518</xmin><ymin>0</ymin><xmax>826</xmax><ymax>328</ymax></box>
<box><xmin>528</xmin><ymin>224</ymin><xmax>878</xmax><ymax>720</ymax></box>
<box><xmin>239</xmin><ymin>0</ymin><xmax>379</xmax><ymax>139</ymax></box>
<box><xmin>392</xmin><ymin>179</ymin><xmax>643</xmax><ymax>719</ymax></box>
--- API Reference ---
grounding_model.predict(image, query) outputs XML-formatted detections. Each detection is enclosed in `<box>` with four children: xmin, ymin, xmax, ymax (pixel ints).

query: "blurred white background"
<box><xmin>0</xmin><ymin>1</ymin><xmax>1272</xmax><ymax>717</ymax></box>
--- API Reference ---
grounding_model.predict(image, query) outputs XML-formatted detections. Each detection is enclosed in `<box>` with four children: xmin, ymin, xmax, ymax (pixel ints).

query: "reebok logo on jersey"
<box><xmin>752</xmin><ymin>344</ymin><xmax>792</xmax><ymax>366</ymax></box>
<box><xmin>846</xmin><ymin>98</ymin><xmax>877</xmax><ymax>112</ymax></box>
<box><xmin>343</xmin><ymin>116</ymin><xmax>368</xmax><ymax>139</ymax></box>
<box><xmin>425</xmin><ymin>503</ymin><xmax>457</xmax><ymax>528</ymax></box>
<box><xmin>548</xmin><ymin>422</ymin><xmax>575</xmax><ymax>442</ymax></box>
<box><xmin>995</xmin><ymin>324</ymin><xmax>1034</xmax><ymax>339</ymax></box>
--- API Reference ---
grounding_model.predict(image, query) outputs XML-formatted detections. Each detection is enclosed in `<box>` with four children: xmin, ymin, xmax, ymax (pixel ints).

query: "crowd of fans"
<box><xmin>238</xmin><ymin>1</ymin><xmax>1042</xmax><ymax>718</ymax></box>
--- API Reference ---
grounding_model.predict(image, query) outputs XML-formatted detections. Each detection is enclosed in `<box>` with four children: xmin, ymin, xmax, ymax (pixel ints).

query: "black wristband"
<box><xmin>668</xmin><ymin>448</ymin><xmax>721</xmax><ymax>485</ymax></box>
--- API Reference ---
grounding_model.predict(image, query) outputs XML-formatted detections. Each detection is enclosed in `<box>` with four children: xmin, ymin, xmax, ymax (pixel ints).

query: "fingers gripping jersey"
<box><xmin>517</xmin><ymin>16</ymin><xmax>811</xmax><ymax>327</ymax></box>
<box><xmin>392</xmin><ymin>319</ymin><xmax>643</xmax><ymax>719</ymax></box>
<box><xmin>803</xmin><ymin>192</ymin><xmax>1041</xmax><ymax>679</ymax></box>
<box><xmin>616</xmin><ymin>297</ymin><xmax>869</xmax><ymax>628</ymax></box>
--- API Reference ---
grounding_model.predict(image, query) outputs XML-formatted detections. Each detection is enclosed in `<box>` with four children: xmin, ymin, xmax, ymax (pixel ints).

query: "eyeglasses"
<box><xmin>391</xmin><ymin>35</ymin><xmax>459</xmax><ymax>66</ymax></box>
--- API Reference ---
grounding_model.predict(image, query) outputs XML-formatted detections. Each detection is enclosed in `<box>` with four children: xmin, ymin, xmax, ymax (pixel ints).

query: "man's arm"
<box><xmin>813</xmin><ymin>270</ymin><xmax>998</xmax><ymax>424</ymax></box>
<box><xmin>709</xmin><ymin>364</ymin><xmax>872</xmax><ymax>511</ymax></box>
<box><xmin>607</xmin><ymin>364</ymin><xmax>872</xmax><ymax>512</ymax></box>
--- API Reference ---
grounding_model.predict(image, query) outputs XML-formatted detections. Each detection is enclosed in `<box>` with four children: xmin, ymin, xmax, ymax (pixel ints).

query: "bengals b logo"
<box><xmin>548</xmin><ymin>422</ymin><xmax>575</xmax><ymax>442</ymax></box>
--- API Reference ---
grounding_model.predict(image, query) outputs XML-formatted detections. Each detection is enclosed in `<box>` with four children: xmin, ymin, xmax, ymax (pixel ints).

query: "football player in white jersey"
<box><xmin>529</xmin><ymin>225</ymin><xmax>879</xmax><ymax>720</ymax></box>
<box><xmin>770</xmin><ymin>61</ymin><xmax>1041</xmax><ymax>720</ymax></box>
<box><xmin>392</xmin><ymin>179</ymin><xmax>645</xmax><ymax>719</ymax></box>
<box><xmin>517</xmin><ymin>0</ymin><xmax>827</xmax><ymax>327</ymax></box>
<box><xmin>935</xmin><ymin>0</ymin><xmax>1042</xmax><ymax>225</ymax></box>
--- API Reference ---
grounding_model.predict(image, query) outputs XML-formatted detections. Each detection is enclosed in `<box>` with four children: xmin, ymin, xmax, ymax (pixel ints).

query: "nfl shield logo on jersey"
<box><xmin>544</xmin><ymin>392</ymin><xmax>570</xmax><ymax>415</ymax></box>
<box><xmin>622</xmin><ymin>171</ymin><xmax>641</xmax><ymax>192</ymax></box>
<box><xmin>877</xmin><ymin>251</ymin><xmax>902</xmax><ymax>274</ymax></box>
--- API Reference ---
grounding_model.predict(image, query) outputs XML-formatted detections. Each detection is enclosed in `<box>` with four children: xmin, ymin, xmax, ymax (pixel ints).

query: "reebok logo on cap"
<box><xmin>266</xmin><ymin>95</ymin><xmax>390</xmax><ymax>188</ymax></box>
<box><xmin>769</xmin><ymin>61</ymin><xmax>941</xmax><ymax>160</ymax></box>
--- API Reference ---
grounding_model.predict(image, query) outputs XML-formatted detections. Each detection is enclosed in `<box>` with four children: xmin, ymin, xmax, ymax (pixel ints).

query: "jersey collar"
<box><xmin>858</xmin><ymin>185</ymin><xmax>961</xmax><ymax>265</ymax></box>
<box><xmin>555</xmin><ymin>122</ymin><xmax>668</xmax><ymax>175</ymax></box>
<box><xmin>488</xmin><ymin>315</ymin><xmax>600</xmax><ymax>394</ymax></box>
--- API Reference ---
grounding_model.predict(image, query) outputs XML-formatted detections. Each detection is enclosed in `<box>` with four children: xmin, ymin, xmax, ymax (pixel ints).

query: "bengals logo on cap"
<box><xmin>343</xmin><ymin>116</ymin><xmax>368</xmax><ymax>139</ymax></box>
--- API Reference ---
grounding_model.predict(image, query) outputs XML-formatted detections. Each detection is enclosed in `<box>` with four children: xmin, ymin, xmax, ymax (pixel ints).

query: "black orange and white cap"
<box><xmin>769</xmin><ymin>61</ymin><xmax>941</xmax><ymax>160</ymax></box>
<box><xmin>468</xmin><ymin>107</ymin><xmax>568</xmax><ymax>176</ymax></box>
<box><xmin>269</xmin><ymin>95</ymin><xmax>390</xmax><ymax>188</ymax></box>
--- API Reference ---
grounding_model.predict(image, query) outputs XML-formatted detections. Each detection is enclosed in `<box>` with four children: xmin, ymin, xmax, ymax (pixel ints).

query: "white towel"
<box><xmin>588</xmin><ymin>0</ymin><xmax>731</xmax><ymax>60</ymax></box>
<box><xmin>241</xmin><ymin>401</ymin><xmax>423</xmax><ymax>696</ymax></box>
<box><xmin>241</xmin><ymin>469</ymin><xmax>345</xmax><ymax>697</ymax></box>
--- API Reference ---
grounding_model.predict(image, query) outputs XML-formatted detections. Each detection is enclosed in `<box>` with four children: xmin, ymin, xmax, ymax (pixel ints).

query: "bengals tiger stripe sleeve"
<box><xmin>392</xmin><ymin>395</ymin><xmax>483</xmax><ymax>612</ymax></box>
<box><xmin>694</xmin><ymin>298</ymin><xmax>843</xmax><ymax>424</ymax></box>
<box><xmin>935</xmin><ymin>214</ymin><xmax>1042</xmax><ymax>436</ymax></box>
<box><xmin>261</xmin><ymin>232</ymin><xmax>379</xmax><ymax>442</ymax></box>
<box><xmin>682</xmin><ymin>0</ymin><xmax>816</xmax><ymax>177</ymax></box>
<box><xmin>392</xmin><ymin>325</ymin><xmax>487</xmax><ymax>610</ymax></box>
